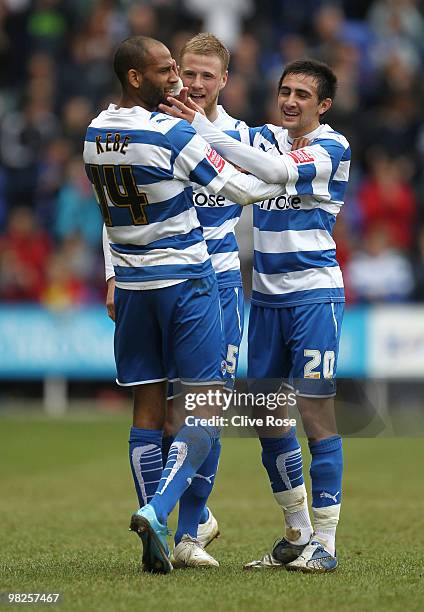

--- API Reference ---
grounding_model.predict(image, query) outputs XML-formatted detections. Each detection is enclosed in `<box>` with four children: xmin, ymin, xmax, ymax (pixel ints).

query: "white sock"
<box><xmin>274</xmin><ymin>484</ymin><xmax>313</xmax><ymax>545</ymax></box>
<box><xmin>312</xmin><ymin>504</ymin><xmax>340</xmax><ymax>556</ymax></box>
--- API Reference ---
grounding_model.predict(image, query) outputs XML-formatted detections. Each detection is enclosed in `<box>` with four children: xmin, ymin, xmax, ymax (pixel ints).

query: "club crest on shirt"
<box><xmin>205</xmin><ymin>144</ymin><xmax>225</xmax><ymax>173</ymax></box>
<box><xmin>287</xmin><ymin>149</ymin><xmax>315</xmax><ymax>164</ymax></box>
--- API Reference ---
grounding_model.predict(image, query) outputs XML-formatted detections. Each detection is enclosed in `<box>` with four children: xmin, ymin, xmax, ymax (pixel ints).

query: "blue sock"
<box><xmin>129</xmin><ymin>427</ymin><xmax>163</xmax><ymax>507</ymax></box>
<box><xmin>150</xmin><ymin>424</ymin><xmax>217</xmax><ymax>525</ymax></box>
<box><xmin>175</xmin><ymin>439</ymin><xmax>221</xmax><ymax>544</ymax></box>
<box><xmin>162</xmin><ymin>435</ymin><xmax>174</xmax><ymax>467</ymax></box>
<box><xmin>199</xmin><ymin>506</ymin><xmax>209</xmax><ymax>525</ymax></box>
<box><xmin>309</xmin><ymin>435</ymin><xmax>343</xmax><ymax>507</ymax></box>
<box><xmin>260</xmin><ymin>428</ymin><xmax>304</xmax><ymax>493</ymax></box>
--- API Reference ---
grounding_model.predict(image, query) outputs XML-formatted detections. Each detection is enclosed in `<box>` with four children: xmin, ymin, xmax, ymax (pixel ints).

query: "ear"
<box><xmin>319</xmin><ymin>97</ymin><xmax>332</xmax><ymax>116</ymax></box>
<box><xmin>220</xmin><ymin>70</ymin><xmax>228</xmax><ymax>91</ymax></box>
<box><xmin>127</xmin><ymin>68</ymin><xmax>142</xmax><ymax>89</ymax></box>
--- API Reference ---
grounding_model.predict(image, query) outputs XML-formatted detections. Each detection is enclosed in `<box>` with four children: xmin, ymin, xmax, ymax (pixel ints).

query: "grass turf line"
<box><xmin>0</xmin><ymin>416</ymin><xmax>423</xmax><ymax>612</ymax></box>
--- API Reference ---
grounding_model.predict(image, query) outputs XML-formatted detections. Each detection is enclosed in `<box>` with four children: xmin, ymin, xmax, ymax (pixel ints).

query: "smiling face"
<box><xmin>180</xmin><ymin>52</ymin><xmax>228</xmax><ymax>121</ymax></box>
<box><xmin>278</xmin><ymin>73</ymin><xmax>332</xmax><ymax>138</ymax></box>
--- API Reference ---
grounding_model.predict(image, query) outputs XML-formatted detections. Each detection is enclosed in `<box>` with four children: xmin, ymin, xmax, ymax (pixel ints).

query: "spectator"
<box><xmin>55</xmin><ymin>156</ymin><xmax>102</xmax><ymax>249</ymax></box>
<box><xmin>0</xmin><ymin>206</ymin><xmax>51</xmax><ymax>301</ymax></box>
<box><xmin>346</xmin><ymin>227</ymin><xmax>414</xmax><ymax>303</ymax></box>
<box><xmin>183</xmin><ymin>0</ymin><xmax>254</xmax><ymax>49</ymax></box>
<box><xmin>358</xmin><ymin>151</ymin><xmax>417</xmax><ymax>250</ymax></box>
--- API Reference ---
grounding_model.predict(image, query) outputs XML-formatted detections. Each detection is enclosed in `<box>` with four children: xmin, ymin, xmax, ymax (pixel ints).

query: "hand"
<box><xmin>291</xmin><ymin>137</ymin><xmax>310</xmax><ymax>150</ymax></box>
<box><xmin>158</xmin><ymin>95</ymin><xmax>204</xmax><ymax>123</ymax></box>
<box><xmin>106</xmin><ymin>276</ymin><xmax>116</xmax><ymax>322</ymax></box>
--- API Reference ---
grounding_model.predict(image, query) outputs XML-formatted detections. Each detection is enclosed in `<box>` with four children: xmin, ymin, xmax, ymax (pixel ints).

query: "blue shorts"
<box><xmin>168</xmin><ymin>284</ymin><xmax>244</xmax><ymax>398</ymax></box>
<box><xmin>114</xmin><ymin>274</ymin><xmax>225</xmax><ymax>386</ymax></box>
<box><xmin>248</xmin><ymin>302</ymin><xmax>344</xmax><ymax>397</ymax></box>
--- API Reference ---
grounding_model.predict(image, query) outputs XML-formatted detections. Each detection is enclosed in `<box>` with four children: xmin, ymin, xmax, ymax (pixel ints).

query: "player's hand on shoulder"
<box><xmin>106</xmin><ymin>276</ymin><xmax>116</xmax><ymax>322</ymax></box>
<box><xmin>291</xmin><ymin>137</ymin><xmax>310</xmax><ymax>150</ymax></box>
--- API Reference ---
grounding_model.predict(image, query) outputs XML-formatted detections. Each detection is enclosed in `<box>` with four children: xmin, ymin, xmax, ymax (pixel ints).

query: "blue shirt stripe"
<box><xmin>206</xmin><ymin>233</ymin><xmax>238</xmax><ymax>255</ymax></box>
<box><xmin>108</xmin><ymin>187</ymin><xmax>192</xmax><ymax>227</ymax></box>
<box><xmin>295</xmin><ymin>163</ymin><xmax>317</xmax><ymax>195</ymax></box>
<box><xmin>254</xmin><ymin>249</ymin><xmax>338</xmax><ymax>275</ymax></box>
<box><xmin>189</xmin><ymin>157</ymin><xmax>219</xmax><ymax>187</ymax></box>
<box><xmin>252</xmin><ymin>287</ymin><xmax>345</xmax><ymax>307</ymax></box>
<box><xmin>253</xmin><ymin>207</ymin><xmax>336</xmax><ymax>233</ymax></box>
<box><xmin>165</xmin><ymin>120</ymin><xmax>197</xmax><ymax>164</ymax></box>
<box><xmin>84</xmin><ymin>162</ymin><xmax>174</xmax><ymax>186</ymax></box>
<box><xmin>196</xmin><ymin>203</ymin><xmax>241</xmax><ymax>226</ymax></box>
<box><xmin>114</xmin><ymin>259</ymin><xmax>213</xmax><ymax>282</ymax></box>
<box><xmin>111</xmin><ymin>227</ymin><xmax>204</xmax><ymax>253</ymax></box>
<box><xmin>329</xmin><ymin>180</ymin><xmax>347</xmax><ymax>202</ymax></box>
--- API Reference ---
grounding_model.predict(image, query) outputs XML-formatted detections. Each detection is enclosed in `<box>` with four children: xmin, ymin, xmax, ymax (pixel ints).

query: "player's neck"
<box><xmin>287</xmin><ymin>121</ymin><xmax>321</xmax><ymax>140</ymax></box>
<box><xmin>118</xmin><ymin>93</ymin><xmax>156</xmax><ymax>112</ymax></box>
<box><xmin>206</xmin><ymin>105</ymin><xmax>219</xmax><ymax>123</ymax></box>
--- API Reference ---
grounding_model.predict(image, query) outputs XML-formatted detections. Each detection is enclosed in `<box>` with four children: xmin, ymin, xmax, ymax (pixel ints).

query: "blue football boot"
<box><xmin>130</xmin><ymin>504</ymin><xmax>173</xmax><ymax>574</ymax></box>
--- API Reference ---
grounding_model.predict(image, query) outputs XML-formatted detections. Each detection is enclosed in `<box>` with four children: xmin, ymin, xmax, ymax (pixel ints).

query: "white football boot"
<box><xmin>173</xmin><ymin>534</ymin><xmax>219</xmax><ymax>568</ymax></box>
<box><xmin>196</xmin><ymin>508</ymin><xmax>220</xmax><ymax>548</ymax></box>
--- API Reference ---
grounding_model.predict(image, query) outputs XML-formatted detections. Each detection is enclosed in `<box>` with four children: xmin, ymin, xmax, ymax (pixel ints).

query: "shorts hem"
<box><xmin>180</xmin><ymin>380</ymin><xmax>226</xmax><ymax>387</ymax></box>
<box><xmin>116</xmin><ymin>377</ymin><xmax>167</xmax><ymax>386</ymax></box>
<box><xmin>251</xmin><ymin>297</ymin><xmax>345</xmax><ymax>308</ymax></box>
<box><xmin>295</xmin><ymin>391</ymin><xmax>336</xmax><ymax>399</ymax></box>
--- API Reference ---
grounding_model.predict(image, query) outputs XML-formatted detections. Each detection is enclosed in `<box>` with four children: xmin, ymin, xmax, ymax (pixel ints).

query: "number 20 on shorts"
<box><xmin>303</xmin><ymin>349</ymin><xmax>335</xmax><ymax>379</ymax></box>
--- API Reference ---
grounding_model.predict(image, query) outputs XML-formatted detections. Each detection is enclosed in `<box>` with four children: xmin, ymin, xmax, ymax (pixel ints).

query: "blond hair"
<box><xmin>180</xmin><ymin>33</ymin><xmax>230</xmax><ymax>73</ymax></box>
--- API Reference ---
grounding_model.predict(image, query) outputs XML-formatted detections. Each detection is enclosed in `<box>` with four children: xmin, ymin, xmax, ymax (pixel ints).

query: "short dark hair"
<box><xmin>113</xmin><ymin>36</ymin><xmax>160</xmax><ymax>88</ymax></box>
<box><xmin>278</xmin><ymin>59</ymin><xmax>337</xmax><ymax>101</ymax></box>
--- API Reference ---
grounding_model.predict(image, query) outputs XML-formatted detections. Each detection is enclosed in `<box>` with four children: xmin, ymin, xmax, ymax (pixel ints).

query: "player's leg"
<box><xmin>161</xmin><ymin>383</ymin><xmax>221</xmax><ymax>549</ymax></box>
<box><xmin>178</xmin><ymin>285</ymin><xmax>244</xmax><ymax>547</ymax></box>
<box><xmin>244</xmin><ymin>305</ymin><xmax>312</xmax><ymax>569</ymax></box>
<box><xmin>160</xmin><ymin>390</ymin><xmax>179</xmax><ymax>500</ymax></box>
<box><xmin>133</xmin><ymin>275</ymin><xmax>225</xmax><ymax>568</ymax></box>
<box><xmin>114</xmin><ymin>287</ymin><xmax>171</xmax><ymax>573</ymax></box>
<box><xmin>130</xmin><ymin>383</ymin><xmax>167</xmax><ymax>508</ymax></box>
<box><xmin>115</xmin><ymin>287</ymin><xmax>167</xmax><ymax>509</ymax></box>
<box><xmin>285</xmin><ymin>302</ymin><xmax>343</xmax><ymax>572</ymax></box>
<box><xmin>161</xmin><ymin>379</ymin><xmax>184</xmax><ymax>466</ymax></box>
<box><xmin>251</xmin><ymin>306</ymin><xmax>312</xmax><ymax>545</ymax></box>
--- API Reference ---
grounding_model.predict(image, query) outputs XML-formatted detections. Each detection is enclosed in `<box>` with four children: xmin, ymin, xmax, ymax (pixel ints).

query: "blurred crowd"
<box><xmin>1</xmin><ymin>0</ymin><xmax>424</xmax><ymax>307</ymax></box>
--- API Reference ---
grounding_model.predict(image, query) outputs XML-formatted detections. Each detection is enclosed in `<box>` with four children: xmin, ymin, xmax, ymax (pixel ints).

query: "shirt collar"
<box><xmin>287</xmin><ymin>123</ymin><xmax>327</xmax><ymax>145</ymax></box>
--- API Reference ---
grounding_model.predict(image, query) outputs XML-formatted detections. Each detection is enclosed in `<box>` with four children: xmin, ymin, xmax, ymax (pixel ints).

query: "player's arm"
<box><xmin>161</xmin><ymin>98</ymin><xmax>289</xmax><ymax>183</ymax></box>
<box><xmin>193</xmin><ymin>124</ymin><xmax>350</xmax><ymax>203</ymax></box>
<box><xmin>169</xmin><ymin>121</ymin><xmax>286</xmax><ymax>206</ymax></box>
<box><xmin>196</xmin><ymin>115</ymin><xmax>351</xmax><ymax>202</ymax></box>
<box><xmin>217</xmin><ymin>164</ymin><xmax>285</xmax><ymax>205</ymax></box>
<box><xmin>102</xmin><ymin>224</ymin><xmax>115</xmax><ymax>321</ymax></box>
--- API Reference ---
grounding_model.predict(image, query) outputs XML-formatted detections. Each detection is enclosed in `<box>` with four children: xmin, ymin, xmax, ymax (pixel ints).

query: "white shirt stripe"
<box><xmin>203</xmin><ymin>217</ymin><xmax>238</xmax><ymax>241</ymax></box>
<box><xmin>253</xmin><ymin>266</ymin><xmax>344</xmax><ymax>295</ymax></box>
<box><xmin>254</xmin><ymin>228</ymin><xmax>336</xmax><ymax>254</ymax></box>
<box><xmin>210</xmin><ymin>251</ymin><xmax>240</xmax><ymax>273</ymax></box>
<box><xmin>111</xmin><ymin>240</ymin><xmax>209</xmax><ymax>269</ymax></box>
<box><xmin>107</xmin><ymin>207</ymin><xmax>199</xmax><ymax>246</ymax></box>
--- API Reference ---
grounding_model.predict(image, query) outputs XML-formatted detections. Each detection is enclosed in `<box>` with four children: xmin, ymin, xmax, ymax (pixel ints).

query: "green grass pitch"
<box><xmin>1</xmin><ymin>413</ymin><xmax>423</xmax><ymax>612</ymax></box>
